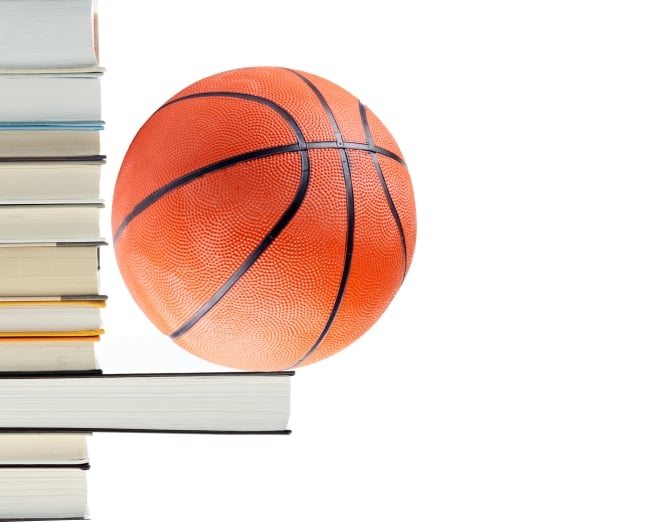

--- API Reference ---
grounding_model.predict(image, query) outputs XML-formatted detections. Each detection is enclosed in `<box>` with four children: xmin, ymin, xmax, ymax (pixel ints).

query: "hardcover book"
<box><xmin>0</xmin><ymin>372</ymin><xmax>293</xmax><ymax>434</ymax></box>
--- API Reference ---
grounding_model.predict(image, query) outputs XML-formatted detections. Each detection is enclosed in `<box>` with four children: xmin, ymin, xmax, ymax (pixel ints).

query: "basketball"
<box><xmin>112</xmin><ymin>66</ymin><xmax>417</xmax><ymax>371</ymax></box>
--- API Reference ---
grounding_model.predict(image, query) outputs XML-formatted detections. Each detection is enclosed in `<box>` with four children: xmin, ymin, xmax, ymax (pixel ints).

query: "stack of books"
<box><xmin>0</xmin><ymin>0</ymin><xmax>105</xmax><ymax>519</ymax></box>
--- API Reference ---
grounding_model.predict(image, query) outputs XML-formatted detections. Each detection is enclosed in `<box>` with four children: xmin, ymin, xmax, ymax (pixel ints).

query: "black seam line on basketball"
<box><xmin>115</xmin><ymin>90</ymin><xmax>398</xmax><ymax>245</ymax></box>
<box><xmin>169</xmin><ymin>146</ymin><xmax>310</xmax><ymax>340</ymax></box>
<box><xmin>114</xmin><ymin>144</ymin><xmax>300</xmax><ymax>244</ymax></box>
<box><xmin>161</xmin><ymin>90</ymin><xmax>406</xmax><ymax>167</ymax></box>
<box><xmin>168</xmin><ymin>94</ymin><xmax>311</xmax><ymax>340</ymax></box>
<box><xmin>308</xmin><ymin>141</ymin><xmax>406</xmax><ymax>167</ymax></box>
<box><xmin>113</xmin><ymin>91</ymin><xmax>309</xmax><ymax>246</ymax></box>
<box><xmin>112</xmin><ymin>141</ymin><xmax>403</xmax><ymax>246</ymax></box>
<box><xmin>359</xmin><ymin>101</ymin><xmax>408</xmax><ymax>281</ymax></box>
<box><xmin>284</xmin><ymin>69</ymin><xmax>355</xmax><ymax>369</ymax></box>
<box><xmin>158</xmin><ymin>91</ymin><xmax>404</xmax><ymax>164</ymax></box>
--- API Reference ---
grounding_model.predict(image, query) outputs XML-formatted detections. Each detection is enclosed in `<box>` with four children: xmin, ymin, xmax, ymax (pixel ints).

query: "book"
<box><xmin>0</xmin><ymin>129</ymin><xmax>101</xmax><ymax>159</ymax></box>
<box><xmin>0</xmin><ymin>0</ymin><xmax>98</xmax><ymax>69</ymax></box>
<box><xmin>0</xmin><ymin>337</ymin><xmax>99</xmax><ymax>372</ymax></box>
<box><xmin>0</xmin><ymin>298</ymin><xmax>105</xmax><ymax>337</ymax></box>
<box><xmin>0</xmin><ymin>73</ymin><xmax>101</xmax><ymax>123</ymax></box>
<box><xmin>0</xmin><ymin>242</ymin><xmax>105</xmax><ymax>297</ymax></box>
<box><xmin>0</xmin><ymin>160</ymin><xmax>103</xmax><ymax>201</ymax></box>
<box><xmin>0</xmin><ymin>467</ymin><xmax>88</xmax><ymax>520</ymax></box>
<box><xmin>0</xmin><ymin>0</ymin><xmax>103</xmax><ymax>518</ymax></box>
<box><xmin>0</xmin><ymin>433</ymin><xmax>90</xmax><ymax>467</ymax></box>
<box><xmin>0</xmin><ymin>372</ymin><xmax>293</xmax><ymax>434</ymax></box>
<box><xmin>0</xmin><ymin>202</ymin><xmax>104</xmax><ymax>241</ymax></box>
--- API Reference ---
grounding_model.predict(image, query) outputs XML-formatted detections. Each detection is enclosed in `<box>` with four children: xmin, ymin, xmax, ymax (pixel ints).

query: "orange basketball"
<box><xmin>112</xmin><ymin>66</ymin><xmax>416</xmax><ymax>371</ymax></box>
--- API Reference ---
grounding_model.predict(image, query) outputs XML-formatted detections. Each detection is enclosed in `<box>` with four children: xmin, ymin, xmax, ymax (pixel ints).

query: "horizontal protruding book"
<box><xmin>0</xmin><ymin>372</ymin><xmax>293</xmax><ymax>434</ymax></box>
<box><xmin>0</xmin><ymin>0</ymin><xmax>99</xmax><ymax>69</ymax></box>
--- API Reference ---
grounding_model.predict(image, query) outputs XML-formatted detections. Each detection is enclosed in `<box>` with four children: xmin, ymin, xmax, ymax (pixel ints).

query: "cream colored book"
<box><xmin>0</xmin><ymin>130</ymin><xmax>100</xmax><ymax>159</ymax></box>
<box><xmin>0</xmin><ymin>468</ymin><xmax>88</xmax><ymax>520</ymax></box>
<box><xmin>0</xmin><ymin>202</ymin><xmax>103</xmax><ymax>241</ymax></box>
<box><xmin>0</xmin><ymin>336</ymin><xmax>100</xmax><ymax>370</ymax></box>
<box><xmin>0</xmin><ymin>433</ymin><xmax>90</xmax><ymax>466</ymax></box>
<box><xmin>0</xmin><ymin>160</ymin><xmax>103</xmax><ymax>200</ymax></box>
<box><xmin>0</xmin><ymin>242</ymin><xmax>105</xmax><ymax>297</ymax></box>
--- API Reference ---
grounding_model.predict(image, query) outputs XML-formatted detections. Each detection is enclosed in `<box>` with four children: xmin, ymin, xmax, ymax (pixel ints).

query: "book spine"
<box><xmin>0</xmin><ymin>428</ymin><xmax>292</xmax><ymax>435</ymax></box>
<box><xmin>0</xmin><ymin>463</ymin><xmax>90</xmax><ymax>470</ymax></box>
<box><xmin>0</xmin><ymin>370</ymin><xmax>103</xmax><ymax>378</ymax></box>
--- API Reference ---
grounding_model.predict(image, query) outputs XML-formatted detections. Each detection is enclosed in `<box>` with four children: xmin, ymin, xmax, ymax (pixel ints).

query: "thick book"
<box><xmin>0</xmin><ymin>467</ymin><xmax>88</xmax><ymax>520</ymax></box>
<box><xmin>0</xmin><ymin>160</ymin><xmax>103</xmax><ymax>201</ymax></box>
<box><xmin>0</xmin><ymin>0</ymin><xmax>98</xmax><ymax>69</ymax></box>
<box><xmin>0</xmin><ymin>298</ymin><xmax>105</xmax><ymax>337</ymax></box>
<box><xmin>0</xmin><ymin>202</ymin><xmax>104</xmax><ymax>242</ymax></box>
<box><xmin>0</xmin><ymin>372</ymin><xmax>293</xmax><ymax>434</ymax></box>
<box><xmin>0</xmin><ymin>73</ymin><xmax>101</xmax><ymax>123</ymax></box>
<box><xmin>0</xmin><ymin>337</ymin><xmax>99</xmax><ymax>372</ymax></box>
<box><xmin>0</xmin><ymin>241</ymin><xmax>105</xmax><ymax>297</ymax></box>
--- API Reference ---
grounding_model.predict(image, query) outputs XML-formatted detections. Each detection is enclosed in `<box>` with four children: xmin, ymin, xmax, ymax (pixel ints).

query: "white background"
<box><xmin>89</xmin><ymin>1</ymin><xmax>650</xmax><ymax>521</ymax></box>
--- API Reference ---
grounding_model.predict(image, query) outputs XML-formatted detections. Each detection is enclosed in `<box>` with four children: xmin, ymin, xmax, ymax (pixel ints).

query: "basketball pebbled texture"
<box><xmin>112</xmin><ymin>66</ymin><xmax>416</xmax><ymax>371</ymax></box>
